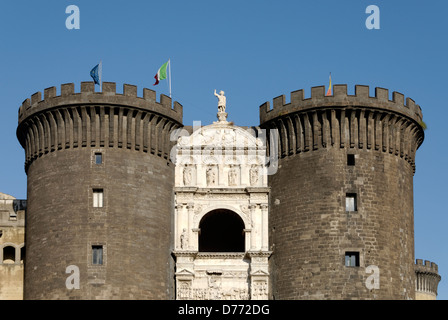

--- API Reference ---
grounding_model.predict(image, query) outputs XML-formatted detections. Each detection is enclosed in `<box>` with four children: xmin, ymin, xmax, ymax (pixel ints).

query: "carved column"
<box><xmin>175</xmin><ymin>204</ymin><xmax>187</xmax><ymax>250</ymax></box>
<box><xmin>260</xmin><ymin>204</ymin><xmax>269</xmax><ymax>251</ymax></box>
<box><xmin>186</xmin><ymin>203</ymin><xmax>194</xmax><ymax>250</ymax></box>
<box><xmin>249</xmin><ymin>204</ymin><xmax>257</xmax><ymax>250</ymax></box>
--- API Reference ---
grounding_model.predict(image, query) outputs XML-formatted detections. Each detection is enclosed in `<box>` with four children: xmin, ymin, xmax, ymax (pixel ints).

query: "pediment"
<box><xmin>250</xmin><ymin>269</ymin><xmax>269</xmax><ymax>276</ymax></box>
<box><xmin>178</xmin><ymin>122</ymin><xmax>264</xmax><ymax>150</ymax></box>
<box><xmin>175</xmin><ymin>268</ymin><xmax>195</xmax><ymax>276</ymax></box>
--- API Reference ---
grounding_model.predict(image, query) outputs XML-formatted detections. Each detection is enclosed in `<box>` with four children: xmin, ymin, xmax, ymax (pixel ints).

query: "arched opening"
<box><xmin>3</xmin><ymin>246</ymin><xmax>16</xmax><ymax>264</ymax></box>
<box><xmin>199</xmin><ymin>209</ymin><xmax>245</xmax><ymax>252</ymax></box>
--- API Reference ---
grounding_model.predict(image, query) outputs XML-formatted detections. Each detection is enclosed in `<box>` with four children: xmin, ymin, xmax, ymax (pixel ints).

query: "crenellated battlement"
<box><xmin>18</xmin><ymin>82</ymin><xmax>182</xmax><ymax>124</ymax></box>
<box><xmin>259</xmin><ymin>84</ymin><xmax>425</xmax><ymax>173</ymax></box>
<box><xmin>415</xmin><ymin>259</ymin><xmax>442</xmax><ymax>299</ymax></box>
<box><xmin>259</xmin><ymin>85</ymin><xmax>423</xmax><ymax>125</ymax></box>
<box><xmin>16</xmin><ymin>82</ymin><xmax>184</xmax><ymax>171</ymax></box>
<box><xmin>415</xmin><ymin>259</ymin><xmax>440</xmax><ymax>274</ymax></box>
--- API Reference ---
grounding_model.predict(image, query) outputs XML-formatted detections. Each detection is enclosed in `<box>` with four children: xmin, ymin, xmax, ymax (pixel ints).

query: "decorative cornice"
<box><xmin>196</xmin><ymin>252</ymin><xmax>246</xmax><ymax>259</ymax></box>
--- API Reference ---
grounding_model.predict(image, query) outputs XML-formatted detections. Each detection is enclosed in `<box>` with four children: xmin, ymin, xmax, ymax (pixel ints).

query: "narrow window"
<box><xmin>95</xmin><ymin>153</ymin><xmax>102</xmax><ymax>165</ymax></box>
<box><xmin>345</xmin><ymin>252</ymin><xmax>360</xmax><ymax>267</ymax></box>
<box><xmin>93</xmin><ymin>189</ymin><xmax>103</xmax><ymax>208</ymax></box>
<box><xmin>92</xmin><ymin>245</ymin><xmax>103</xmax><ymax>265</ymax></box>
<box><xmin>346</xmin><ymin>193</ymin><xmax>357</xmax><ymax>212</ymax></box>
<box><xmin>20</xmin><ymin>246</ymin><xmax>26</xmax><ymax>264</ymax></box>
<box><xmin>9</xmin><ymin>211</ymin><xmax>17</xmax><ymax>221</ymax></box>
<box><xmin>347</xmin><ymin>154</ymin><xmax>355</xmax><ymax>166</ymax></box>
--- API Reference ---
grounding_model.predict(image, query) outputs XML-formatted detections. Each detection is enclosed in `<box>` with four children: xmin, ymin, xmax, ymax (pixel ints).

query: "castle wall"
<box><xmin>10</xmin><ymin>81</ymin><xmax>438</xmax><ymax>300</ymax></box>
<box><xmin>17</xmin><ymin>83</ymin><xmax>182</xmax><ymax>299</ymax></box>
<box><xmin>260</xmin><ymin>85</ymin><xmax>424</xmax><ymax>299</ymax></box>
<box><xmin>268</xmin><ymin>148</ymin><xmax>415</xmax><ymax>299</ymax></box>
<box><xmin>0</xmin><ymin>194</ymin><xmax>25</xmax><ymax>300</ymax></box>
<box><xmin>25</xmin><ymin>148</ymin><xmax>174</xmax><ymax>299</ymax></box>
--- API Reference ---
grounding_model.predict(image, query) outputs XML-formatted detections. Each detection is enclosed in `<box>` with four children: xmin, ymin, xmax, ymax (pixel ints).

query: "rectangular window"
<box><xmin>347</xmin><ymin>154</ymin><xmax>355</xmax><ymax>166</ymax></box>
<box><xmin>345</xmin><ymin>252</ymin><xmax>360</xmax><ymax>267</ymax></box>
<box><xmin>93</xmin><ymin>189</ymin><xmax>103</xmax><ymax>208</ymax></box>
<box><xmin>92</xmin><ymin>245</ymin><xmax>103</xmax><ymax>265</ymax></box>
<box><xmin>95</xmin><ymin>153</ymin><xmax>102</xmax><ymax>165</ymax></box>
<box><xmin>346</xmin><ymin>193</ymin><xmax>357</xmax><ymax>212</ymax></box>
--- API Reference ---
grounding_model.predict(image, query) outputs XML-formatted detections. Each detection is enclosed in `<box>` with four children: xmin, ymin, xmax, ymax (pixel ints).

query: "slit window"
<box><xmin>93</xmin><ymin>189</ymin><xmax>104</xmax><ymax>208</ymax></box>
<box><xmin>20</xmin><ymin>246</ymin><xmax>25</xmax><ymax>264</ymax></box>
<box><xmin>347</xmin><ymin>154</ymin><xmax>355</xmax><ymax>166</ymax></box>
<box><xmin>345</xmin><ymin>252</ymin><xmax>360</xmax><ymax>267</ymax></box>
<box><xmin>346</xmin><ymin>193</ymin><xmax>357</xmax><ymax>212</ymax></box>
<box><xmin>92</xmin><ymin>245</ymin><xmax>103</xmax><ymax>265</ymax></box>
<box><xmin>95</xmin><ymin>153</ymin><xmax>103</xmax><ymax>165</ymax></box>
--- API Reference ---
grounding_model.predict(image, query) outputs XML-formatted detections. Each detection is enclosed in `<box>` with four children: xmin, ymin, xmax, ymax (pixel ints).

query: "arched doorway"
<box><xmin>199</xmin><ymin>209</ymin><xmax>245</xmax><ymax>252</ymax></box>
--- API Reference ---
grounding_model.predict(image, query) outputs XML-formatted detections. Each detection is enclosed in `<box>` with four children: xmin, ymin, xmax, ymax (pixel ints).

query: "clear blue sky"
<box><xmin>0</xmin><ymin>0</ymin><xmax>446</xmax><ymax>300</ymax></box>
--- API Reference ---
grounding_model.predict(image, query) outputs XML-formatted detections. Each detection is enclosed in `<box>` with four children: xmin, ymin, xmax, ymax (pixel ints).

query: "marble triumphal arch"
<box><xmin>172</xmin><ymin>92</ymin><xmax>271</xmax><ymax>300</ymax></box>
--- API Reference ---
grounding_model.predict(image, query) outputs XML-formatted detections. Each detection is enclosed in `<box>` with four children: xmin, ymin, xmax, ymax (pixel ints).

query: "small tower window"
<box><xmin>347</xmin><ymin>154</ymin><xmax>355</xmax><ymax>166</ymax></box>
<box><xmin>3</xmin><ymin>246</ymin><xmax>16</xmax><ymax>264</ymax></box>
<box><xmin>95</xmin><ymin>153</ymin><xmax>102</xmax><ymax>165</ymax></box>
<box><xmin>93</xmin><ymin>189</ymin><xmax>104</xmax><ymax>208</ymax></box>
<box><xmin>345</xmin><ymin>252</ymin><xmax>360</xmax><ymax>267</ymax></box>
<box><xmin>346</xmin><ymin>193</ymin><xmax>357</xmax><ymax>212</ymax></box>
<box><xmin>92</xmin><ymin>245</ymin><xmax>103</xmax><ymax>265</ymax></box>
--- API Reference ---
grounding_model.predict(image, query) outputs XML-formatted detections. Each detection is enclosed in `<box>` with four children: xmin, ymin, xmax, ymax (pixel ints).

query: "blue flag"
<box><xmin>90</xmin><ymin>64</ymin><xmax>100</xmax><ymax>85</ymax></box>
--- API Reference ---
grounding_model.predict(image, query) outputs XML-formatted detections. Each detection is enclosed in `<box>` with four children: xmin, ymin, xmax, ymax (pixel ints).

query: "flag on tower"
<box><xmin>90</xmin><ymin>61</ymin><xmax>102</xmax><ymax>91</ymax></box>
<box><xmin>90</xmin><ymin>64</ymin><xmax>100</xmax><ymax>85</ymax></box>
<box><xmin>153</xmin><ymin>60</ymin><xmax>169</xmax><ymax>86</ymax></box>
<box><xmin>326</xmin><ymin>73</ymin><xmax>332</xmax><ymax>96</ymax></box>
<box><xmin>153</xmin><ymin>59</ymin><xmax>172</xmax><ymax>98</ymax></box>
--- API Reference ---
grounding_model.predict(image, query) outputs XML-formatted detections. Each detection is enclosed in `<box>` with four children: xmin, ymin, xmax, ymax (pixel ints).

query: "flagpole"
<box><xmin>99</xmin><ymin>60</ymin><xmax>103</xmax><ymax>92</ymax></box>
<box><xmin>168</xmin><ymin>59</ymin><xmax>172</xmax><ymax>98</ymax></box>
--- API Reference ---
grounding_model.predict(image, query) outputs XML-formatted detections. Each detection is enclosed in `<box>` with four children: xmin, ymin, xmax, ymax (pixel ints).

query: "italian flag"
<box><xmin>154</xmin><ymin>60</ymin><xmax>169</xmax><ymax>86</ymax></box>
<box><xmin>326</xmin><ymin>73</ymin><xmax>332</xmax><ymax>96</ymax></box>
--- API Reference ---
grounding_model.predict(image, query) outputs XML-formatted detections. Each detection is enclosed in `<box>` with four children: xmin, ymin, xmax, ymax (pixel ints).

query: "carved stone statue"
<box><xmin>250</xmin><ymin>165</ymin><xmax>259</xmax><ymax>186</ymax></box>
<box><xmin>183</xmin><ymin>166</ymin><xmax>192</xmax><ymax>186</ymax></box>
<box><xmin>208</xmin><ymin>276</ymin><xmax>221</xmax><ymax>290</ymax></box>
<box><xmin>228</xmin><ymin>167</ymin><xmax>238</xmax><ymax>186</ymax></box>
<box><xmin>214</xmin><ymin>89</ymin><xmax>226</xmax><ymax>113</ymax></box>
<box><xmin>206</xmin><ymin>167</ymin><xmax>216</xmax><ymax>186</ymax></box>
<box><xmin>180</xmin><ymin>228</ymin><xmax>188</xmax><ymax>249</ymax></box>
<box><xmin>214</xmin><ymin>89</ymin><xmax>228</xmax><ymax>123</ymax></box>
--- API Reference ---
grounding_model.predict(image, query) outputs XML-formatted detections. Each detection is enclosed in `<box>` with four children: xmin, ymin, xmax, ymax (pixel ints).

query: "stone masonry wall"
<box><xmin>0</xmin><ymin>194</ymin><xmax>25</xmax><ymax>300</ymax></box>
<box><xmin>268</xmin><ymin>148</ymin><xmax>415</xmax><ymax>299</ymax></box>
<box><xmin>261</xmin><ymin>85</ymin><xmax>424</xmax><ymax>299</ymax></box>
<box><xmin>17</xmin><ymin>83</ymin><xmax>182</xmax><ymax>299</ymax></box>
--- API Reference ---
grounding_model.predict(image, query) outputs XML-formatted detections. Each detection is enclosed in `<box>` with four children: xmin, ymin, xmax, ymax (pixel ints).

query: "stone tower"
<box><xmin>259</xmin><ymin>85</ymin><xmax>425</xmax><ymax>299</ymax></box>
<box><xmin>415</xmin><ymin>260</ymin><xmax>441</xmax><ymax>300</ymax></box>
<box><xmin>16</xmin><ymin>82</ymin><xmax>182</xmax><ymax>299</ymax></box>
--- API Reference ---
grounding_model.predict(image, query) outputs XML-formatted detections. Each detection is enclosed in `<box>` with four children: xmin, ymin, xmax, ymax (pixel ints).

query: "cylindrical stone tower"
<box><xmin>16</xmin><ymin>82</ymin><xmax>182</xmax><ymax>299</ymax></box>
<box><xmin>260</xmin><ymin>85</ymin><xmax>425</xmax><ymax>299</ymax></box>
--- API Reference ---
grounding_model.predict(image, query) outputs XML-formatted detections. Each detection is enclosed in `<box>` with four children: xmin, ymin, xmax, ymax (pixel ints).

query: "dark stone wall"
<box><xmin>24</xmin><ymin>148</ymin><xmax>174</xmax><ymax>299</ymax></box>
<box><xmin>268</xmin><ymin>148</ymin><xmax>415</xmax><ymax>299</ymax></box>
<box><xmin>260</xmin><ymin>85</ymin><xmax>425</xmax><ymax>300</ymax></box>
<box><xmin>17</xmin><ymin>83</ymin><xmax>182</xmax><ymax>299</ymax></box>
